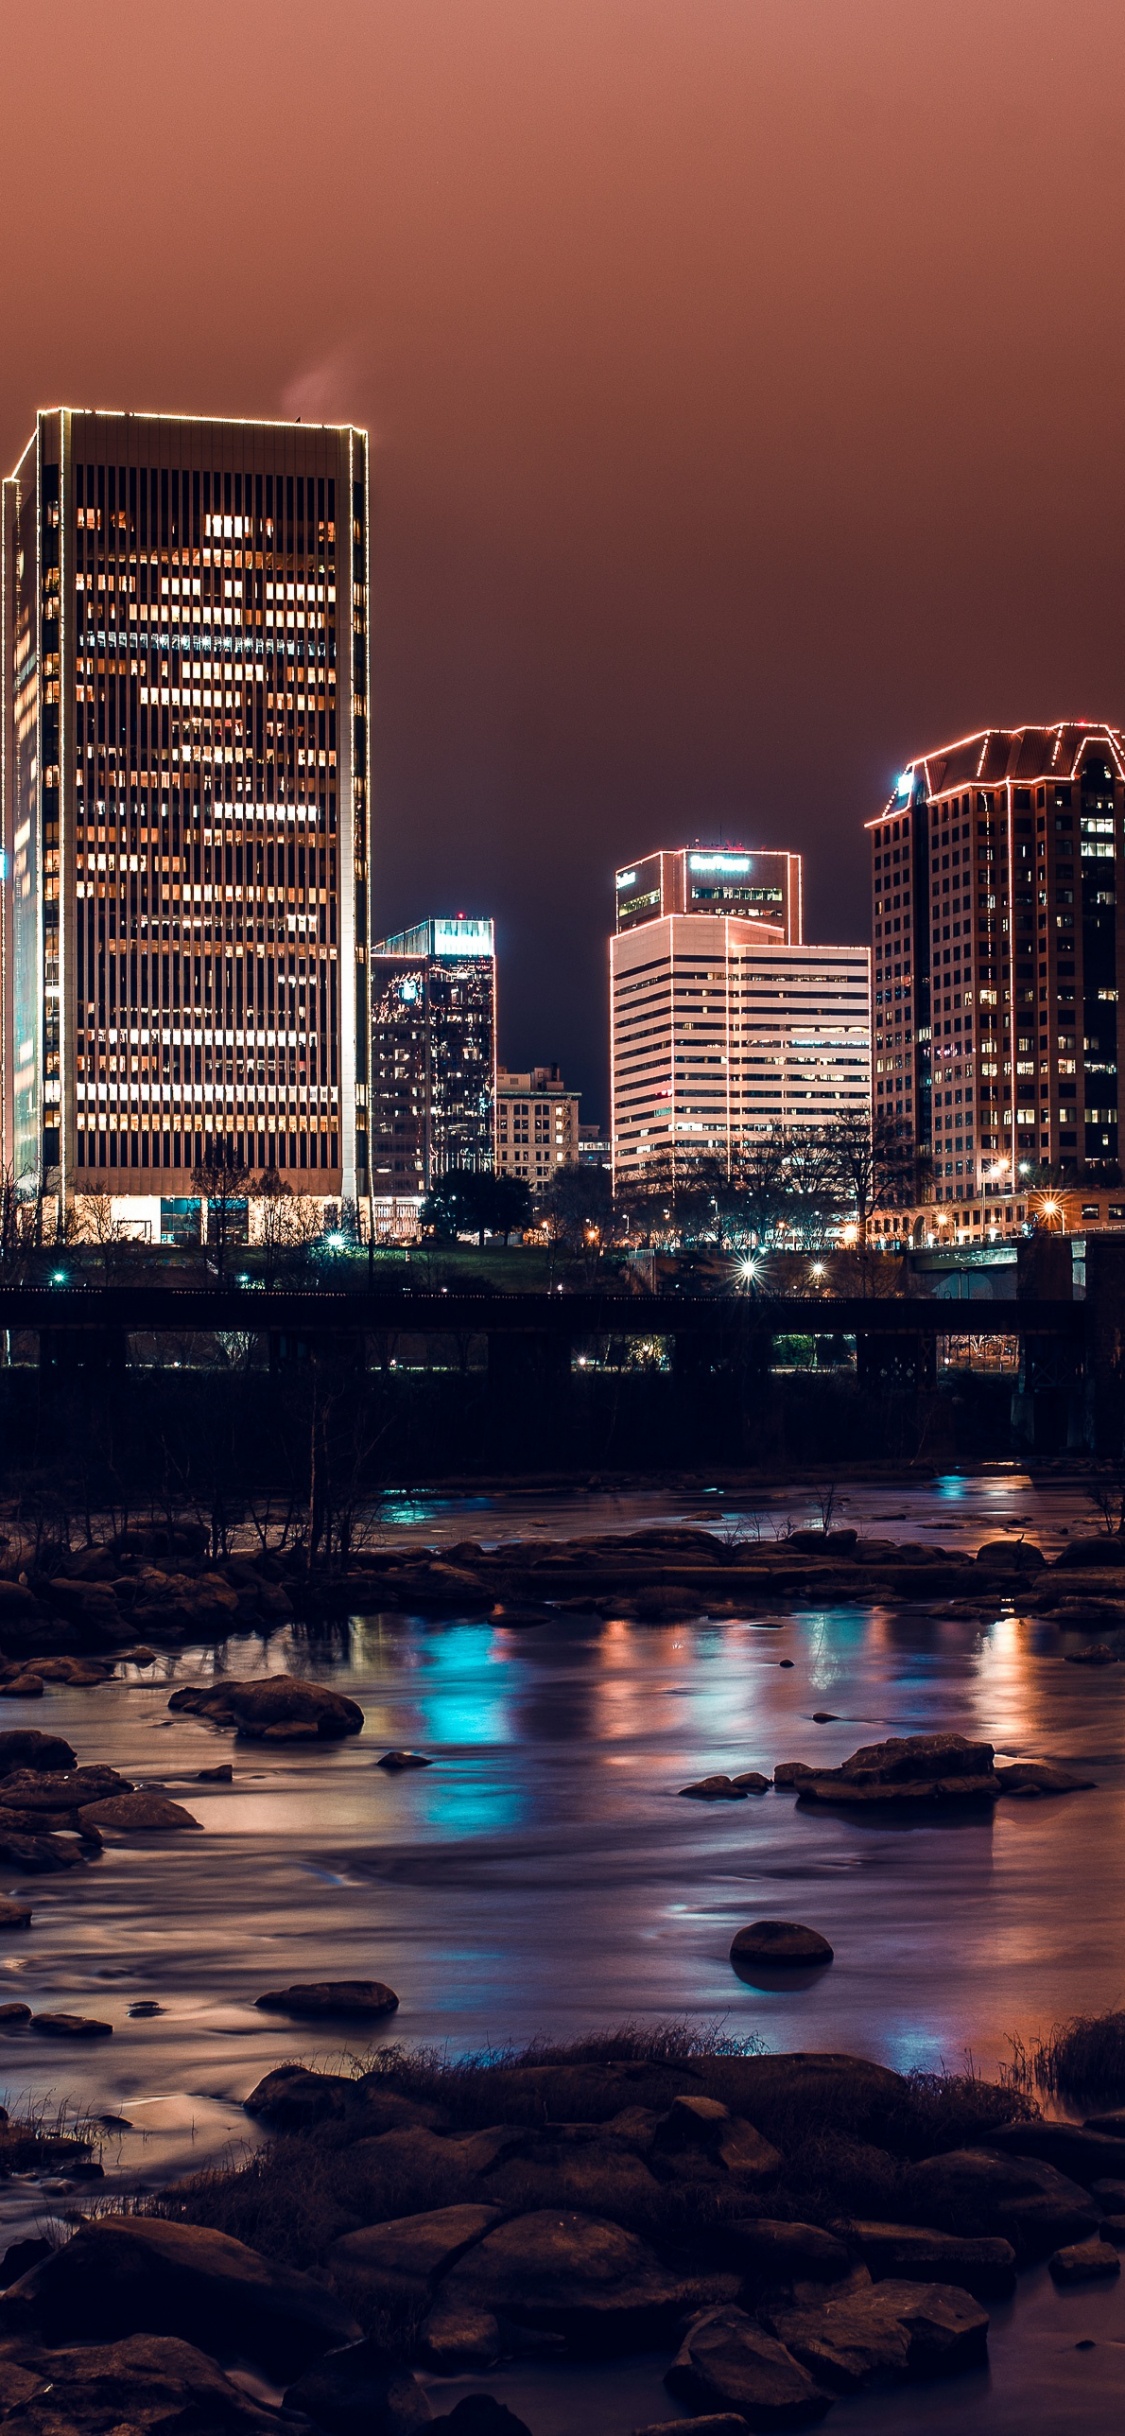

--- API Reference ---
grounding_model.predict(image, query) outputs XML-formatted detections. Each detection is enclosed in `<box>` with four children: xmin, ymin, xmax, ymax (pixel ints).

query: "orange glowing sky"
<box><xmin>3</xmin><ymin>0</ymin><xmax>1125</xmax><ymax>1111</ymax></box>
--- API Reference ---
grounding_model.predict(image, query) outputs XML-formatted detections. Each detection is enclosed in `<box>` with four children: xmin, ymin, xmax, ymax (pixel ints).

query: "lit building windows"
<box><xmin>2</xmin><ymin>409</ymin><xmax>370</xmax><ymax>1206</ymax></box>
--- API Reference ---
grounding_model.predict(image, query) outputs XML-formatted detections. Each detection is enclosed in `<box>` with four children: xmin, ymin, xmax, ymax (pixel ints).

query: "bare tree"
<box><xmin>193</xmin><ymin>1136</ymin><xmax>252</xmax><ymax>1289</ymax></box>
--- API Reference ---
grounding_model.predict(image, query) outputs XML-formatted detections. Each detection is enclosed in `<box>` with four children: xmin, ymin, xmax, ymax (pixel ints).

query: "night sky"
<box><xmin>3</xmin><ymin>0</ymin><xmax>1125</xmax><ymax>1122</ymax></box>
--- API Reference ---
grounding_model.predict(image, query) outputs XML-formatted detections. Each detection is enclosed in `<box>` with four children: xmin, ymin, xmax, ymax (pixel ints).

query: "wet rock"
<box><xmin>0</xmin><ymin>1584</ymin><xmax>42</xmax><ymax>1618</ymax></box>
<box><xmin>198</xmin><ymin>1762</ymin><xmax>234</xmax><ymax>1782</ymax></box>
<box><xmin>378</xmin><ymin>1750</ymin><xmax>432</xmax><ymax>1770</ymax></box>
<box><xmin>168</xmin><ymin>1673</ymin><xmax>364</xmax><ymax>1739</ymax></box>
<box><xmin>731</xmin><ymin>1923</ymin><xmax>834</xmax><ymax>1969</ymax></box>
<box><xmin>635</xmin><ymin>2418</ymin><xmax>752</xmax><ymax>2436</ymax></box>
<box><xmin>336</xmin><ymin>2126</ymin><xmax>489</xmax><ymax>2224</ymax></box>
<box><xmin>983</xmin><ymin>2121</ymin><xmax>1125</xmax><ymax>2184</ymax></box>
<box><xmin>0</xmin><ymin>1677</ymin><xmax>44</xmax><ymax>1699</ymax></box>
<box><xmin>0</xmin><ymin>1734</ymin><xmax>77</xmax><ymax>1773</ymax></box>
<box><xmin>473</xmin><ymin>2124</ymin><xmax>664</xmax><ymax>2223</ymax></box>
<box><xmin>665</xmin><ymin>2304</ymin><xmax>831</xmax><ymax>2425</ymax></box>
<box><xmin>3</xmin><ymin>2215</ymin><xmax>360</xmax><ymax>2375</ymax></box>
<box><xmin>731</xmin><ymin>1772</ymin><xmax>771</xmax><ymax>1793</ymax></box>
<box><xmin>428</xmin><ymin>2403</ymin><xmax>532</xmax><ymax>2436</ymax></box>
<box><xmin>77</xmin><ymin>1791</ymin><xmax>201</xmax><ymax>1831</ymax></box>
<box><xmin>680</xmin><ymin>1776</ymin><xmax>752</xmax><ymax>1801</ymax></box>
<box><xmin>652</xmin><ymin>2096</ymin><xmax>782</xmax><ymax>2188</ymax></box>
<box><xmin>285</xmin><ymin>2336</ymin><xmax>433</xmax><ymax>2433</ymax></box>
<box><xmin>424</xmin><ymin>2208</ymin><xmax>715</xmax><ymax>2358</ymax></box>
<box><xmin>329</xmin><ymin>2204</ymin><xmax>499</xmax><ymax>2309</ymax></box>
<box><xmin>718</xmin><ymin>2219</ymin><xmax>850</xmax><ymax>2284</ymax></box>
<box><xmin>1050</xmin><ymin>2237</ymin><xmax>1120</xmax><ymax>2285</ymax></box>
<box><xmin>419</xmin><ymin>2301</ymin><xmax>502</xmax><ymax>2371</ymax></box>
<box><xmin>1052</xmin><ymin>1536</ymin><xmax>1125</xmax><ymax>1569</ymax></box>
<box><xmin>0</xmin><ymin>2332</ymin><xmax>277</xmax><ymax>2433</ymax></box>
<box><xmin>976</xmin><ymin>1539</ymin><xmax>1046</xmax><ymax>1573</ymax></box>
<box><xmin>796</xmin><ymin>1733</ymin><xmax>1000</xmax><ymax>1807</ymax></box>
<box><xmin>245</xmin><ymin>2065</ymin><xmax>358</xmax><ymax>2130</ymax></box>
<box><xmin>994</xmin><ymin>1761</ymin><xmax>1096</xmax><ymax>1796</ymax></box>
<box><xmin>29</xmin><ymin>1656</ymin><xmax>111</xmax><ymax>1686</ymax></box>
<box><xmin>255</xmin><ymin>1980</ymin><xmax>399</xmax><ymax>2020</ymax></box>
<box><xmin>31</xmin><ymin>2012</ymin><xmax>113</xmax><ymax>2037</ymax></box>
<box><xmin>788</xmin><ymin>1529</ymin><xmax>858</xmax><ymax>1555</ymax></box>
<box><xmin>0</xmin><ymin>1830</ymin><xmax>86</xmax><ymax>1872</ymax></box>
<box><xmin>0</xmin><ymin>2238</ymin><xmax>49</xmax><ymax>2289</ymax></box>
<box><xmin>0</xmin><ymin>2005</ymin><xmax>30</xmax><ymax>2027</ymax></box>
<box><xmin>905</xmin><ymin>2147</ymin><xmax>1099</xmax><ymax>2259</ymax></box>
<box><xmin>0</xmin><ymin>1767</ymin><xmax>132</xmax><ymax>1812</ymax></box>
<box><xmin>773</xmin><ymin>1762</ymin><xmax>816</xmax><ymax>1785</ymax></box>
<box><xmin>841</xmin><ymin>2220</ymin><xmax>1016</xmax><ymax>2298</ymax></box>
<box><xmin>764</xmin><ymin>2275</ymin><xmax>990</xmax><ymax>2390</ymax></box>
<box><xmin>0</xmin><ymin>1900</ymin><xmax>32</xmax><ymax>1929</ymax></box>
<box><xmin>1064</xmin><ymin>1644</ymin><xmax>1118</xmax><ymax>1665</ymax></box>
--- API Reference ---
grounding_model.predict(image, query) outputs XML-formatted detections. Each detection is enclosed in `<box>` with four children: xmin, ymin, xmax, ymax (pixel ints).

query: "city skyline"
<box><xmin>6</xmin><ymin>5</ymin><xmax>1125</xmax><ymax>1121</ymax></box>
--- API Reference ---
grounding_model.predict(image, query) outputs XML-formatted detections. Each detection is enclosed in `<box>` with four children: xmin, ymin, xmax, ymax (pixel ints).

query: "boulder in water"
<box><xmin>1049</xmin><ymin>2237</ymin><xmax>1120</xmax><ymax>2285</ymax></box>
<box><xmin>78</xmin><ymin>1792</ymin><xmax>201</xmax><ymax>1832</ymax></box>
<box><xmin>4</xmin><ymin>2215</ymin><xmax>360</xmax><ymax>2375</ymax></box>
<box><xmin>797</xmin><ymin>1733</ymin><xmax>1000</xmax><ymax>1807</ymax></box>
<box><xmin>731</xmin><ymin>1922</ymin><xmax>834</xmax><ymax>1968</ymax></box>
<box><xmin>665</xmin><ymin>2304</ymin><xmax>831</xmax><ymax>2423</ymax></box>
<box><xmin>168</xmin><ymin>1675</ymin><xmax>363</xmax><ymax>1740</ymax></box>
<box><xmin>254</xmin><ymin>1980</ymin><xmax>399</xmax><ymax>2020</ymax></box>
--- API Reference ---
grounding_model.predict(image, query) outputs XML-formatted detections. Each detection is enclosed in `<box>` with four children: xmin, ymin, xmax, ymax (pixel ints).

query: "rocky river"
<box><xmin>0</xmin><ymin>1468</ymin><xmax>1123</xmax><ymax>2432</ymax></box>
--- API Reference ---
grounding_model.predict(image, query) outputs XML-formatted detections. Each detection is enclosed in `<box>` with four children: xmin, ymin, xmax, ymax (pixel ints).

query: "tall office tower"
<box><xmin>495</xmin><ymin>1065</ymin><xmax>581</xmax><ymax>1183</ymax></box>
<box><xmin>869</xmin><ymin>725</ymin><xmax>1125</xmax><ymax>1204</ymax></box>
<box><xmin>610</xmin><ymin>889</ymin><xmax>869</xmax><ymax>1183</ymax></box>
<box><xmin>370</xmin><ymin>918</ymin><xmax>496</xmax><ymax>1194</ymax></box>
<box><xmin>615</xmin><ymin>844</ymin><xmax>803</xmax><ymax>941</ymax></box>
<box><xmin>1</xmin><ymin>408</ymin><xmax>370</xmax><ymax>1210</ymax></box>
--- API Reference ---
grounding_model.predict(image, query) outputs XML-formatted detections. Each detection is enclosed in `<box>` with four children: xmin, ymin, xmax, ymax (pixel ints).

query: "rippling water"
<box><xmin>1</xmin><ymin>1468</ymin><xmax>1123</xmax><ymax>2431</ymax></box>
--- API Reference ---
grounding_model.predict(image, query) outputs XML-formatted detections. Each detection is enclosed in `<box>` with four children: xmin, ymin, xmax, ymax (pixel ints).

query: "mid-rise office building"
<box><xmin>495</xmin><ymin>1065</ymin><xmax>580</xmax><ymax>1183</ymax></box>
<box><xmin>1</xmin><ymin>408</ymin><xmax>371</xmax><ymax>1208</ymax></box>
<box><xmin>615</xmin><ymin>844</ymin><xmax>803</xmax><ymax>941</ymax></box>
<box><xmin>869</xmin><ymin>724</ymin><xmax>1125</xmax><ymax>1202</ymax></box>
<box><xmin>611</xmin><ymin>896</ymin><xmax>870</xmax><ymax>1182</ymax></box>
<box><xmin>370</xmin><ymin>917</ymin><xmax>496</xmax><ymax>1193</ymax></box>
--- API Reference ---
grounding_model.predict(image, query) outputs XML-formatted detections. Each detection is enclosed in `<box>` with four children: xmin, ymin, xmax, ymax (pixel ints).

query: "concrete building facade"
<box><xmin>495</xmin><ymin>1065</ymin><xmax>580</xmax><ymax>1184</ymax></box>
<box><xmin>611</xmin><ymin>911</ymin><xmax>871</xmax><ymax>1182</ymax></box>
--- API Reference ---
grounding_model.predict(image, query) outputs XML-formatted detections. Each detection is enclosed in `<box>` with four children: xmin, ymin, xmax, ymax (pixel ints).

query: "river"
<box><xmin>1</xmin><ymin>1467</ymin><xmax>1123</xmax><ymax>2433</ymax></box>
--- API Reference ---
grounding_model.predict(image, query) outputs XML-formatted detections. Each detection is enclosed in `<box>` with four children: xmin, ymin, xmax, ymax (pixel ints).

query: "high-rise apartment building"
<box><xmin>611</xmin><ymin>900</ymin><xmax>869</xmax><ymax>1183</ymax></box>
<box><xmin>615</xmin><ymin>845</ymin><xmax>803</xmax><ymax>941</ymax></box>
<box><xmin>1</xmin><ymin>409</ymin><xmax>370</xmax><ymax>1207</ymax></box>
<box><xmin>869</xmin><ymin>725</ymin><xmax>1125</xmax><ymax>1202</ymax></box>
<box><xmin>495</xmin><ymin>1066</ymin><xmax>580</xmax><ymax>1183</ymax></box>
<box><xmin>370</xmin><ymin>918</ymin><xmax>496</xmax><ymax>1193</ymax></box>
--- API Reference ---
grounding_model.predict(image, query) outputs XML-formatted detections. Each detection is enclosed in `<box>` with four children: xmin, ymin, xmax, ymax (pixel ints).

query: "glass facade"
<box><xmin>870</xmin><ymin>726</ymin><xmax>1125</xmax><ymax>1201</ymax></box>
<box><xmin>1</xmin><ymin>409</ymin><xmax>370</xmax><ymax>1204</ymax></box>
<box><xmin>370</xmin><ymin>918</ymin><xmax>496</xmax><ymax>1192</ymax></box>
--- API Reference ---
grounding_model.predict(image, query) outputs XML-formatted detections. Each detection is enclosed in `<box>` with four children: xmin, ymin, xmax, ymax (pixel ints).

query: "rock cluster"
<box><xmin>5</xmin><ymin>2036</ymin><xmax>1121</xmax><ymax>2431</ymax></box>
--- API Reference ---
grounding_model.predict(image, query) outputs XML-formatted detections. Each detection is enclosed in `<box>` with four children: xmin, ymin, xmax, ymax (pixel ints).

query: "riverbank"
<box><xmin>0</xmin><ymin>1472</ymin><xmax>1122</xmax><ymax>2427</ymax></box>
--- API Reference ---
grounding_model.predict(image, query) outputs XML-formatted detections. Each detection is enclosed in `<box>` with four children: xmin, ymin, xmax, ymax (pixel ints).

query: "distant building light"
<box><xmin>896</xmin><ymin>770</ymin><xmax>913</xmax><ymax>799</ymax></box>
<box><xmin>432</xmin><ymin>919</ymin><xmax>494</xmax><ymax>957</ymax></box>
<box><xmin>688</xmin><ymin>852</ymin><xmax>752</xmax><ymax>873</ymax></box>
<box><xmin>616</xmin><ymin>869</ymin><xmax>637</xmax><ymax>889</ymax></box>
